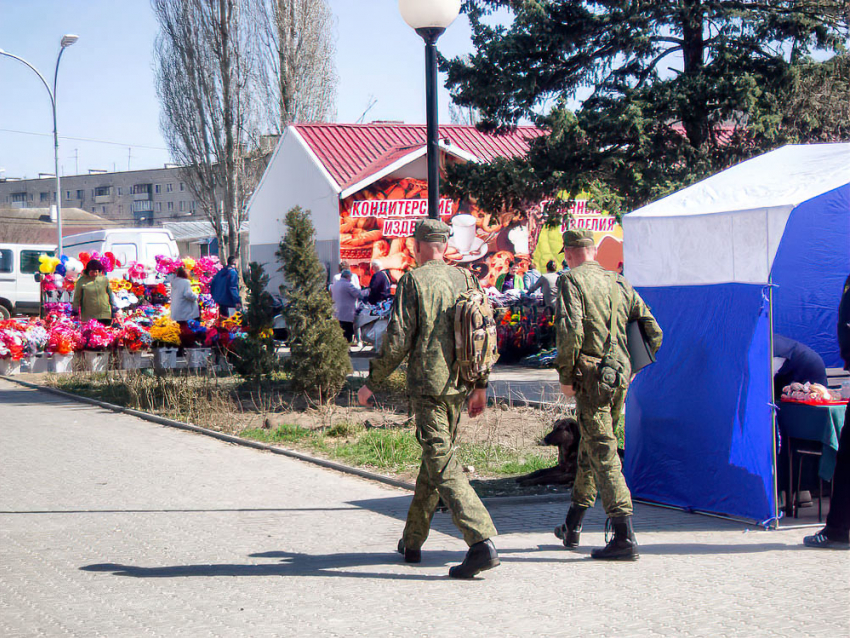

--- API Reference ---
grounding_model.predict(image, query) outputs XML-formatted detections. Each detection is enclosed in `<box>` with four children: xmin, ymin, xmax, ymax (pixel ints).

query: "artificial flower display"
<box><xmin>150</xmin><ymin>317</ymin><xmax>182</xmax><ymax>346</ymax></box>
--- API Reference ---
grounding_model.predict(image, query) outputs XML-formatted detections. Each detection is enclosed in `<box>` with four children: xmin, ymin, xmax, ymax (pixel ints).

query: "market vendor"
<box><xmin>71</xmin><ymin>259</ymin><xmax>116</xmax><ymax>325</ymax></box>
<box><xmin>774</xmin><ymin>334</ymin><xmax>828</xmax><ymax>400</ymax></box>
<box><xmin>774</xmin><ymin>333</ymin><xmax>828</xmax><ymax>509</ymax></box>
<box><xmin>496</xmin><ymin>261</ymin><xmax>525</xmax><ymax>293</ymax></box>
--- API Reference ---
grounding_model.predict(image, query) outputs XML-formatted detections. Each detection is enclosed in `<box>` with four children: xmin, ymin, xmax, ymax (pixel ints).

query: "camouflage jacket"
<box><xmin>554</xmin><ymin>261</ymin><xmax>663</xmax><ymax>386</ymax></box>
<box><xmin>366</xmin><ymin>259</ymin><xmax>482</xmax><ymax>397</ymax></box>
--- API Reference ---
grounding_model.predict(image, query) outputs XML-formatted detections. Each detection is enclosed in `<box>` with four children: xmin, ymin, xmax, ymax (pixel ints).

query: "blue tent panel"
<box><xmin>625</xmin><ymin>284</ymin><xmax>775</xmax><ymax>523</ymax></box>
<box><xmin>772</xmin><ymin>184</ymin><xmax>850</xmax><ymax>368</ymax></box>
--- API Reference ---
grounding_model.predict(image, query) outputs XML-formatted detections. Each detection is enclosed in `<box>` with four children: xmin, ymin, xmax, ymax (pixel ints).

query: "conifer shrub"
<box><xmin>277</xmin><ymin>206</ymin><xmax>352</xmax><ymax>402</ymax></box>
<box><xmin>227</xmin><ymin>261</ymin><xmax>279</xmax><ymax>382</ymax></box>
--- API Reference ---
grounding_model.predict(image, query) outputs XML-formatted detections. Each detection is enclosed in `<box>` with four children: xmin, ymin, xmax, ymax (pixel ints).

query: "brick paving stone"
<box><xmin>1</xmin><ymin>378</ymin><xmax>848</xmax><ymax>637</ymax></box>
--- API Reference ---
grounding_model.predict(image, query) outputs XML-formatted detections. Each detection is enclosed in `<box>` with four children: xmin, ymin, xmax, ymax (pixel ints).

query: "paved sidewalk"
<box><xmin>1</xmin><ymin>379</ymin><xmax>848</xmax><ymax>637</ymax></box>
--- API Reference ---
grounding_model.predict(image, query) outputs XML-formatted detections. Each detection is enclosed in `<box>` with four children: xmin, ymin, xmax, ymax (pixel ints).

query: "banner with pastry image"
<box><xmin>339</xmin><ymin>176</ymin><xmax>552</xmax><ymax>290</ymax></box>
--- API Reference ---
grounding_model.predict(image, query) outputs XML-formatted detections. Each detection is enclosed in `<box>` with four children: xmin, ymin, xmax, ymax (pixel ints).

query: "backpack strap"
<box><xmin>603</xmin><ymin>273</ymin><xmax>621</xmax><ymax>357</ymax></box>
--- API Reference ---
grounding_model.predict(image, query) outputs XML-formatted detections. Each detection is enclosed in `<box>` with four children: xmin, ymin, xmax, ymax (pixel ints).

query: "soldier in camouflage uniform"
<box><xmin>358</xmin><ymin>218</ymin><xmax>499</xmax><ymax>579</ymax></box>
<box><xmin>553</xmin><ymin>229</ymin><xmax>663</xmax><ymax>560</ymax></box>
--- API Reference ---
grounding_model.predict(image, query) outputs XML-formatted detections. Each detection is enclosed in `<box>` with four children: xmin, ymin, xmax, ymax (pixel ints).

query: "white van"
<box><xmin>0</xmin><ymin>243</ymin><xmax>56</xmax><ymax>319</ymax></box>
<box><xmin>62</xmin><ymin>228</ymin><xmax>179</xmax><ymax>270</ymax></box>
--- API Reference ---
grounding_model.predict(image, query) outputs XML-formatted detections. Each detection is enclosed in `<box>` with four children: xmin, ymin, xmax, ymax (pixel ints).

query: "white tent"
<box><xmin>621</xmin><ymin>143</ymin><xmax>850</xmax><ymax>523</ymax></box>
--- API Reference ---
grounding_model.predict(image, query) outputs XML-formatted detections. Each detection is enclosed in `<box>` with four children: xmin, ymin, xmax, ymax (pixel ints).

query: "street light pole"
<box><xmin>398</xmin><ymin>0</ymin><xmax>461</xmax><ymax>220</ymax></box>
<box><xmin>0</xmin><ymin>34</ymin><xmax>78</xmax><ymax>255</ymax></box>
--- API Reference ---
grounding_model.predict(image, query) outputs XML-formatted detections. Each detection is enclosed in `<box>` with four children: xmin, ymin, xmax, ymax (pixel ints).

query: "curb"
<box><xmin>1</xmin><ymin>375</ymin><xmax>569</xmax><ymax>504</ymax></box>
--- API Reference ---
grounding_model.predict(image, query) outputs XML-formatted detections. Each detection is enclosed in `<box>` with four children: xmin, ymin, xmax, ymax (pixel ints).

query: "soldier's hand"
<box><xmin>561</xmin><ymin>384</ymin><xmax>576</xmax><ymax>398</ymax></box>
<box><xmin>468</xmin><ymin>388</ymin><xmax>487</xmax><ymax>418</ymax></box>
<box><xmin>358</xmin><ymin>384</ymin><xmax>374</xmax><ymax>407</ymax></box>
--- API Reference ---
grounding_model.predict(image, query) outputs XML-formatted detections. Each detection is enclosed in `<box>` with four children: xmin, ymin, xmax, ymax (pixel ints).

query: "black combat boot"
<box><xmin>397</xmin><ymin>538</ymin><xmax>421</xmax><ymax>564</ymax></box>
<box><xmin>448</xmin><ymin>539</ymin><xmax>500</xmax><ymax>578</ymax></box>
<box><xmin>554</xmin><ymin>505</ymin><xmax>587</xmax><ymax>549</ymax></box>
<box><xmin>590</xmin><ymin>516</ymin><xmax>639</xmax><ymax>561</ymax></box>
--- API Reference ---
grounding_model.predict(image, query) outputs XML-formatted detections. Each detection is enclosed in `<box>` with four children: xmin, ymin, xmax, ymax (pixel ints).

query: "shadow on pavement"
<box><xmin>81</xmin><ymin>549</ymin><xmax>464</xmax><ymax>581</ymax></box>
<box><xmin>80</xmin><ymin>546</ymin><xmax>573</xmax><ymax>581</ymax></box>
<box><xmin>2</xmin><ymin>507</ymin><xmax>360</xmax><ymax>515</ymax></box>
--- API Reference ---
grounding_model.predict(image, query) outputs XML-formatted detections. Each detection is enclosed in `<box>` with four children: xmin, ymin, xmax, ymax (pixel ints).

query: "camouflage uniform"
<box><xmin>366</xmin><ymin>230</ymin><xmax>496</xmax><ymax>550</ymax></box>
<box><xmin>555</xmin><ymin>256</ymin><xmax>662</xmax><ymax>518</ymax></box>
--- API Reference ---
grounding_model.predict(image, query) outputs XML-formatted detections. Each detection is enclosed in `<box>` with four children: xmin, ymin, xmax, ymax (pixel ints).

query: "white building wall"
<box><xmin>247</xmin><ymin>127</ymin><xmax>341</xmax><ymax>293</ymax></box>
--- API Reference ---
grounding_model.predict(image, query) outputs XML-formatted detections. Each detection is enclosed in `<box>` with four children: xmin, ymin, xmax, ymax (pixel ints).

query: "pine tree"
<box><xmin>277</xmin><ymin>206</ymin><xmax>352</xmax><ymax>402</ymax></box>
<box><xmin>227</xmin><ymin>261</ymin><xmax>278</xmax><ymax>382</ymax></box>
<box><xmin>442</xmin><ymin>1</ymin><xmax>849</xmax><ymax>214</ymax></box>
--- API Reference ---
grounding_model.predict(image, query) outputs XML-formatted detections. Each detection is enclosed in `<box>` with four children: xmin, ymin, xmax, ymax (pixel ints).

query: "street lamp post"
<box><xmin>398</xmin><ymin>0</ymin><xmax>461</xmax><ymax>220</ymax></box>
<box><xmin>0</xmin><ymin>34</ymin><xmax>79</xmax><ymax>255</ymax></box>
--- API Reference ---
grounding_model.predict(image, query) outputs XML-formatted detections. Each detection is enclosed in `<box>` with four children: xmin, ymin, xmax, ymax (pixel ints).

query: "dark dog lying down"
<box><xmin>515</xmin><ymin>417</ymin><xmax>580</xmax><ymax>487</ymax></box>
<box><xmin>514</xmin><ymin>417</ymin><xmax>625</xmax><ymax>487</ymax></box>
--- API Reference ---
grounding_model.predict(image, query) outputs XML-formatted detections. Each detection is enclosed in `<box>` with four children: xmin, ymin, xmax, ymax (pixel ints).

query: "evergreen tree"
<box><xmin>227</xmin><ymin>261</ymin><xmax>278</xmax><ymax>382</ymax></box>
<box><xmin>443</xmin><ymin>1</ymin><xmax>849</xmax><ymax>214</ymax></box>
<box><xmin>277</xmin><ymin>206</ymin><xmax>351</xmax><ymax>402</ymax></box>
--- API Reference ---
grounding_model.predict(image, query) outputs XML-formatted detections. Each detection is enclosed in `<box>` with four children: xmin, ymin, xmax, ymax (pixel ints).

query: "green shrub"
<box><xmin>277</xmin><ymin>206</ymin><xmax>352</xmax><ymax>402</ymax></box>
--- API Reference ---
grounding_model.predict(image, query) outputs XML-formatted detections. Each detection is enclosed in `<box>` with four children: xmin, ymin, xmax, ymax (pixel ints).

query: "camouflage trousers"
<box><xmin>403</xmin><ymin>394</ymin><xmax>498</xmax><ymax>549</ymax></box>
<box><xmin>570</xmin><ymin>383</ymin><xmax>634</xmax><ymax>517</ymax></box>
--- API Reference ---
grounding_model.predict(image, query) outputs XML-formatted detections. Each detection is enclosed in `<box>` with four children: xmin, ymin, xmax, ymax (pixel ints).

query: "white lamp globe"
<box><xmin>398</xmin><ymin>0</ymin><xmax>462</xmax><ymax>31</ymax></box>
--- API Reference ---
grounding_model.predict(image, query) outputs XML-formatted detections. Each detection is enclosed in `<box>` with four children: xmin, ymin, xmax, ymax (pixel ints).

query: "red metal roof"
<box><xmin>292</xmin><ymin>123</ymin><xmax>542</xmax><ymax>190</ymax></box>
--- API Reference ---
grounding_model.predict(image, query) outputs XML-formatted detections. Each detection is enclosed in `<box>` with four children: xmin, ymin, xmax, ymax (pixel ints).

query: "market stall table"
<box><xmin>777</xmin><ymin>400</ymin><xmax>846</xmax><ymax>516</ymax></box>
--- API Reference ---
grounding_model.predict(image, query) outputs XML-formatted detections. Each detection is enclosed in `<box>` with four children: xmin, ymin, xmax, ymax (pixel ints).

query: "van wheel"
<box><xmin>0</xmin><ymin>304</ymin><xmax>10</xmax><ymax>320</ymax></box>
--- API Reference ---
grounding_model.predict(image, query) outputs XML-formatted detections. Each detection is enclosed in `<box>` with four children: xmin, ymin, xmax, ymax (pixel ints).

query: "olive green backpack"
<box><xmin>454</xmin><ymin>271</ymin><xmax>500</xmax><ymax>385</ymax></box>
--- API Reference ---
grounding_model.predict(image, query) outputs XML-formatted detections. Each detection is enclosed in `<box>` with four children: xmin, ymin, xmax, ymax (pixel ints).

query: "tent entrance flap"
<box><xmin>624</xmin><ymin>284</ymin><xmax>775</xmax><ymax>523</ymax></box>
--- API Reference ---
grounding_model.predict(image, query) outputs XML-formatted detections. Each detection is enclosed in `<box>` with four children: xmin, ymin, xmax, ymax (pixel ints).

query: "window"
<box><xmin>0</xmin><ymin>249</ymin><xmax>12</xmax><ymax>273</ymax></box>
<box><xmin>65</xmin><ymin>190</ymin><xmax>71</xmax><ymax>200</ymax></box>
<box><xmin>191</xmin><ymin>200</ymin><xmax>196</xmax><ymax>211</ymax></box>
<box><xmin>179</xmin><ymin>201</ymin><xmax>185</xmax><ymax>212</ymax></box>
<box><xmin>166</xmin><ymin>183</ymin><xmax>173</xmax><ymax>193</ymax></box>
<box><xmin>118</xmin><ymin>205</ymin><xmax>123</xmax><ymax>214</ymax></box>
<box><xmin>40</xmin><ymin>192</ymin><xmax>50</xmax><ymax>202</ymax></box>
<box><xmin>111</xmin><ymin>243</ymin><xmax>138</xmax><ymax>264</ymax></box>
<box><xmin>11</xmin><ymin>193</ymin><xmax>27</xmax><ymax>203</ymax></box>
<box><xmin>155</xmin><ymin>184</ymin><xmax>161</xmax><ymax>194</ymax></box>
<box><xmin>102</xmin><ymin>206</ymin><xmax>107</xmax><ymax>214</ymax></box>
<box><xmin>95</xmin><ymin>186</ymin><xmax>110</xmax><ymax>197</ymax></box>
<box><xmin>21</xmin><ymin>250</ymin><xmax>53</xmax><ymax>275</ymax></box>
<box><xmin>76</xmin><ymin>189</ymin><xmax>84</xmax><ymax>199</ymax></box>
<box><xmin>179</xmin><ymin>182</ymin><xmax>185</xmax><ymax>191</ymax></box>
<box><xmin>132</xmin><ymin>200</ymin><xmax>152</xmax><ymax>213</ymax></box>
<box><xmin>155</xmin><ymin>202</ymin><xmax>162</xmax><ymax>212</ymax></box>
<box><xmin>199</xmin><ymin>243</ymin><xmax>210</xmax><ymax>257</ymax></box>
<box><xmin>131</xmin><ymin>184</ymin><xmax>151</xmax><ymax>195</ymax></box>
<box><xmin>118</xmin><ymin>187</ymin><xmax>123</xmax><ymax>195</ymax></box>
<box><xmin>167</xmin><ymin>201</ymin><xmax>174</xmax><ymax>212</ymax></box>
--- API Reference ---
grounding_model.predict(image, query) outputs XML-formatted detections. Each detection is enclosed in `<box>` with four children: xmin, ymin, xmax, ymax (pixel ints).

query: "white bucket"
<box><xmin>0</xmin><ymin>358</ymin><xmax>21</xmax><ymax>376</ymax></box>
<box><xmin>153</xmin><ymin>348</ymin><xmax>178</xmax><ymax>370</ymax></box>
<box><xmin>51</xmin><ymin>353</ymin><xmax>74</xmax><ymax>374</ymax></box>
<box><xmin>120</xmin><ymin>350</ymin><xmax>143</xmax><ymax>370</ymax></box>
<box><xmin>19</xmin><ymin>356</ymin><xmax>35</xmax><ymax>373</ymax></box>
<box><xmin>83</xmin><ymin>350</ymin><xmax>109</xmax><ymax>373</ymax></box>
<box><xmin>31</xmin><ymin>355</ymin><xmax>50</xmax><ymax>374</ymax></box>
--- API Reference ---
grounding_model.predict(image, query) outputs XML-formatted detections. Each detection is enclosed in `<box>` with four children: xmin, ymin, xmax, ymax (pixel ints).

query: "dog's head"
<box><xmin>543</xmin><ymin>417</ymin><xmax>579</xmax><ymax>449</ymax></box>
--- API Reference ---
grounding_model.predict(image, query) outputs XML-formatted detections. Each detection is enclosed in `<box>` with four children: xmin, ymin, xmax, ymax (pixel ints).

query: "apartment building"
<box><xmin>0</xmin><ymin>166</ymin><xmax>205</xmax><ymax>227</ymax></box>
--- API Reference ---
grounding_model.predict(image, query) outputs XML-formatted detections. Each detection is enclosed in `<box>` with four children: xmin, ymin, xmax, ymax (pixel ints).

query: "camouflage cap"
<box><xmin>414</xmin><ymin>218</ymin><xmax>451</xmax><ymax>242</ymax></box>
<box><xmin>562</xmin><ymin>229</ymin><xmax>595</xmax><ymax>249</ymax></box>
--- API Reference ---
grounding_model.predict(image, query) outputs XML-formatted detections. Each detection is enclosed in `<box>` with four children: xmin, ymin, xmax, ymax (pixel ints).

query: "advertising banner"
<box><xmin>339</xmin><ymin>177</ymin><xmax>622</xmax><ymax>288</ymax></box>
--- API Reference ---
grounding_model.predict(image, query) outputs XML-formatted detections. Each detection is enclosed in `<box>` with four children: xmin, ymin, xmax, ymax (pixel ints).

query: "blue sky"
<box><xmin>0</xmin><ymin>0</ymin><xmax>483</xmax><ymax>179</ymax></box>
